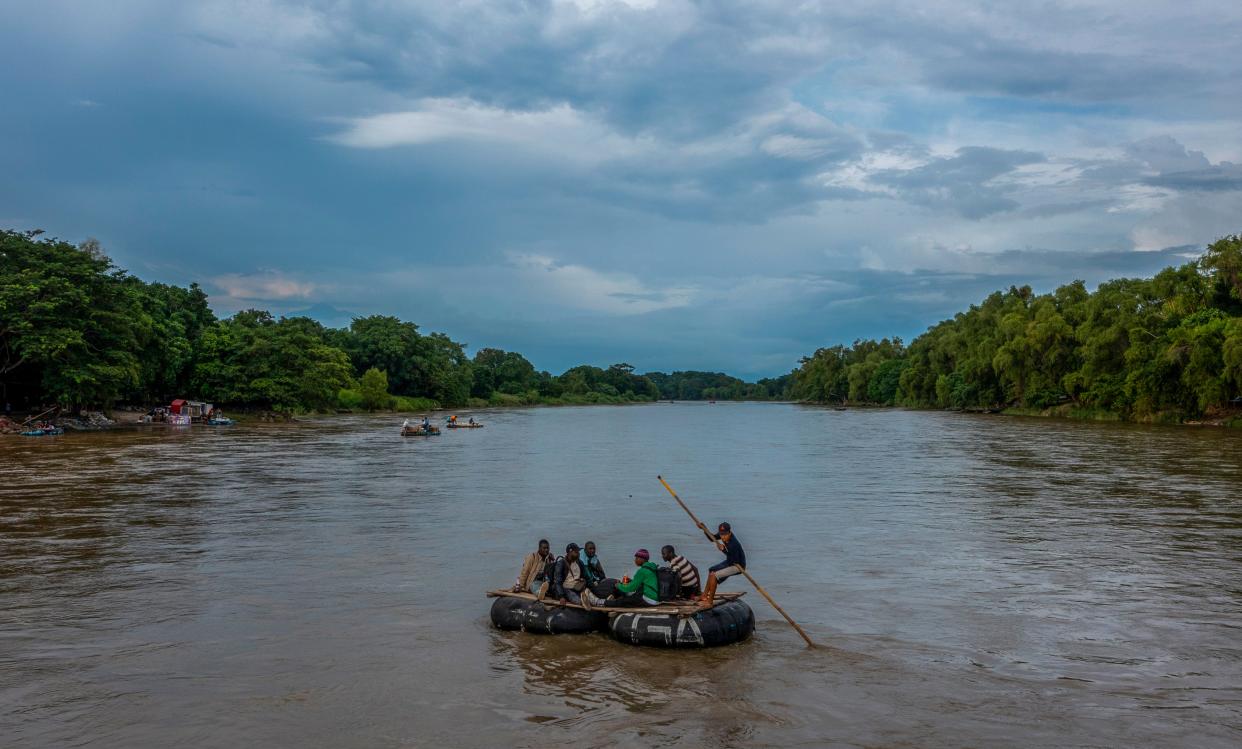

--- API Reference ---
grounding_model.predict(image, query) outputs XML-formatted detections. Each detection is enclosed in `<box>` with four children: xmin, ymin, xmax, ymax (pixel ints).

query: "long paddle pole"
<box><xmin>657</xmin><ymin>475</ymin><xmax>817</xmax><ymax>649</ymax></box>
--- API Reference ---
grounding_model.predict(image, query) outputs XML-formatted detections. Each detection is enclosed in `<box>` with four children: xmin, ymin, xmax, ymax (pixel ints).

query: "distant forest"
<box><xmin>789</xmin><ymin>234</ymin><xmax>1242</xmax><ymax>423</ymax></box>
<box><xmin>3</xmin><ymin>228</ymin><xmax>1240</xmax><ymax>422</ymax></box>
<box><xmin>0</xmin><ymin>229</ymin><xmax>784</xmax><ymax>413</ymax></box>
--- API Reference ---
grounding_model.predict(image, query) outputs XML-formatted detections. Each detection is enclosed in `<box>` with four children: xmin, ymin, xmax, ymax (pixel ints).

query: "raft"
<box><xmin>20</xmin><ymin>427</ymin><xmax>64</xmax><ymax>437</ymax></box>
<box><xmin>207</xmin><ymin>417</ymin><xmax>234</xmax><ymax>426</ymax></box>
<box><xmin>401</xmin><ymin>426</ymin><xmax>440</xmax><ymax>436</ymax></box>
<box><xmin>486</xmin><ymin>590</ymin><xmax>751</xmax><ymax>647</ymax></box>
<box><xmin>445</xmin><ymin>422</ymin><xmax>484</xmax><ymax>429</ymax></box>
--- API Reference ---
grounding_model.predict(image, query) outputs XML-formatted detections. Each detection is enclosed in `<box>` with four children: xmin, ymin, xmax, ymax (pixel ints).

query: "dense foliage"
<box><xmin>791</xmin><ymin>235</ymin><xmax>1242</xmax><ymax>421</ymax></box>
<box><xmin>0</xmin><ymin>230</ymin><xmax>675</xmax><ymax>412</ymax></box>
<box><xmin>645</xmin><ymin>370</ymin><xmax>791</xmax><ymax>401</ymax></box>
<box><xmin>6</xmin><ymin>227</ymin><xmax>1239</xmax><ymax>422</ymax></box>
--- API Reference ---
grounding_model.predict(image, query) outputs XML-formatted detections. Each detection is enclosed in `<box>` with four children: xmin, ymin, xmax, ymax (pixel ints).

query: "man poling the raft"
<box><xmin>657</xmin><ymin>475</ymin><xmax>819</xmax><ymax>649</ymax></box>
<box><xmin>697</xmin><ymin>521</ymin><xmax>744</xmax><ymax>609</ymax></box>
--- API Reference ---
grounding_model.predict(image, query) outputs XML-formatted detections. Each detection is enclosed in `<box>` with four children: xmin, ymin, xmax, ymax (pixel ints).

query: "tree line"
<box><xmin>5</xmin><ymin>227</ymin><xmax>1240</xmax><ymax>421</ymax></box>
<box><xmin>789</xmin><ymin>235</ymin><xmax>1242</xmax><ymax>422</ymax></box>
<box><xmin>0</xmin><ymin>230</ymin><xmax>770</xmax><ymax>412</ymax></box>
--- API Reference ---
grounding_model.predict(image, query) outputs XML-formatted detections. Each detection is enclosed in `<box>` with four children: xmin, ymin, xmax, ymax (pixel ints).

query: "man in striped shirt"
<box><xmin>660</xmin><ymin>545</ymin><xmax>701</xmax><ymax>599</ymax></box>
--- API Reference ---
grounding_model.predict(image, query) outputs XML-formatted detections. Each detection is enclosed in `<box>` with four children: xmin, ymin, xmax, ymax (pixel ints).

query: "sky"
<box><xmin>2</xmin><ymin>0</ymin><xmax>1241</xmax><ymax>378</ymax></box>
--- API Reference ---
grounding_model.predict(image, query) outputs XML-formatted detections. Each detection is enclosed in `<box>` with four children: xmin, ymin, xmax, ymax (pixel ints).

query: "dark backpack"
<box><xmin>541</xmin><ymin>556</ymin><xmax>559</xmax><ymax>582</ymax></box>
<box><xmin>656</xmin><ymin>566</ymin><xmax>681</xmax><ymax>602</ymax></box>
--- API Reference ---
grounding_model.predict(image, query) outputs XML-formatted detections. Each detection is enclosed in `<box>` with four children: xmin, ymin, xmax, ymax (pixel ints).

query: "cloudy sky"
<box><xmin>3</xmin><ymin>1</ymin><xmax>1241</xmax><ymax>377</ymax></box>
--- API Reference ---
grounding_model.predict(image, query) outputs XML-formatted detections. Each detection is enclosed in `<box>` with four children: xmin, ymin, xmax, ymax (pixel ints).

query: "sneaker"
<box><xmin>536</xmin><ymin>581</ymin><xmax>549</xmax><ymax>601</ymax></box>
<box><xmin>580</xmin><ymin>596</ymin><xmax>592</xmax><ymax>611</ymax></box>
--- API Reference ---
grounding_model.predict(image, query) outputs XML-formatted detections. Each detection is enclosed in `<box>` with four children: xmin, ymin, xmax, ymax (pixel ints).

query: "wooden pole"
<box><xmin>21</xmin><ymin>406</ymin><xmax>57</xmax><ymax>426</ymax></box>
<box><xmin>656</xmin><ymin>475</ymin><xmax>818</xmax><ymax>649</ymax></box>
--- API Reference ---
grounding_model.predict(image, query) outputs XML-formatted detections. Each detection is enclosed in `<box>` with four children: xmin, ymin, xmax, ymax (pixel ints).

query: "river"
<box><xmin>2</xmin><ymin>403</ymin><xmax>1240</xmax><ymax>747</ymax></box>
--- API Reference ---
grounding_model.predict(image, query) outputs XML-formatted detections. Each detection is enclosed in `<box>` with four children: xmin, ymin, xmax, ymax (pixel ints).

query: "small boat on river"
<box><xmin>446</xmin><ymin>422</ymin><xmax>484</xmax><ymax>429</ymax></box>
<box><xmin>485</xmin><ymin>589</ymin><xmax>753</xmax><ymax>648</ymax></box>
<box><xmin>20</xmin><ymin>426</ymin><xmax>64</xmax><ymax>437</ymax></box>
<box><xmin>402</xmin><ymin>424</ymin><xmax>440</xmax><ymax>436</ymax></box>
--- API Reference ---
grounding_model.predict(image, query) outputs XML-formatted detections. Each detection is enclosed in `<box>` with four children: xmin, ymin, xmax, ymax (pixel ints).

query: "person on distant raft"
<box><xmin>598</xmin><ymin>549</ymin><xmax>660</xmax><ymax>608</ymax></box>
<box><xmin>513</xmin><ymin>539</ymin><xmax>554</xmax><ymax>594</ymax></box>
<box><xmin>697</xmin><ymin>521</ymin><xmax>746</xmax><ymax>608</ymax></box>
<box><xmin>422</xmin><ymin>416</ymin><xmax>431</xmax><ymax>429</ymax></box>
<box><xmin>402</xmin><ymin>418</ymin><xmax>410</xmax><ymax>428</ymax></box>
<box><xmin>661</xmin><ymin>544</ymin><xmax>701</xmax><ymax>599</ymax></box>
<box><xmin>552</xmin><ymin>543</ymin><xmax>590</xmax><ymax>605</ymax></box>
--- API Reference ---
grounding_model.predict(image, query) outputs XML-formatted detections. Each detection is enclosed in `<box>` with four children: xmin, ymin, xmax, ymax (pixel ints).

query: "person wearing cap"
<box><xmin>696</xmin><ymin>521</ymin><xmax>746</xmax><ymax>608</ymax></box>
<box><xmin>551</xmin><ymin>543</ymin><xmax>590</xmax><ymax>605</ymax></box>
<box><xmin>599</xmin><ymin>549</ymin><xmax>660</xmax><ymax>608</ymax></box>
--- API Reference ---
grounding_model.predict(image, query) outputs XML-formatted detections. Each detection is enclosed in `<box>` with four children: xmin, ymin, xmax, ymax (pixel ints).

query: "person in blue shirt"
<box><xmin>696</xmin><ymin>521</ymin><xmax>746</xmax><ymax>608</ymax></box>
<box><xmin>581</xmin><ymin>541</ymin><xmax>606</xmax><ymax>585</ymax></box>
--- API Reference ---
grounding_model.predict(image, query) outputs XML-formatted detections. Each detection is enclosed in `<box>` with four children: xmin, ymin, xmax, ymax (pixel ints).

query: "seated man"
<box><xmin>552</xmin><ymin>543</ymin><xmax>590</xmax><ymax>604</ymax></box>
<box><xmin>582</xmin><ymin>541</ymin><xmax>606</xmax><ymax>587</ymax></box>
<box><xmin>598</xmin><ymin>549</ymin><xmax>660</xmax><ymax>608</ymax></box>
<box><xmin>660</xmin><ymin>544</ymin><xmax>701</xmax><ymax>599</ymax></box>
<box><xmin>512</xmin><ymin>539</ymin><xmax>553</xmax><ymax>594</ymax></box>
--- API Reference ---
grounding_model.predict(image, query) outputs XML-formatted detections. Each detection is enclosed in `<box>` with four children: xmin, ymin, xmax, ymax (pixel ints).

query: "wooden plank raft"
<box><xmin>486</xmin><ymin>589</ymin><xmax>744</xmax><ymax>618</ymax></box>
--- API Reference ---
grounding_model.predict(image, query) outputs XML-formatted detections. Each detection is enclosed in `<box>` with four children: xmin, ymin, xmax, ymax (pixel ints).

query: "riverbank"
<box><xmin>799</xmin><ymin>401</ymin><xmax>1242</xmax><ymax>428</ymax></box>
<box><xmin>1000</xmin><ymin>403</ymin><xmax>1242</xmax><ymax>428</ymax></box>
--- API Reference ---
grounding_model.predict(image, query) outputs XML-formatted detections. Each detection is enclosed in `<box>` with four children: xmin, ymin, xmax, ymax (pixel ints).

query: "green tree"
<box><xmin>192</xmin><ymin>311</ymin><xmax>353</xmax><ymax>412</ymax></box>
<box><xmin>359</xmin><ymin>367</ymin><xmax>394</xmax><ymax>410</ymax></box>
<box><xmin>0</xmin><ymin>230</ymin><xmax>143</xmax><ymax>407</ymax></box>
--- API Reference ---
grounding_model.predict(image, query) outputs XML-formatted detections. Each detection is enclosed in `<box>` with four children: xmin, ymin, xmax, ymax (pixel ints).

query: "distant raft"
<box><xmin>401</xmin><ymin>425</ymin><xmax>440</xmax><ymax>436</ymax></box>
<box><xmin>609</xmin><ymin>599</ymin><xmax>754</xmax><ymax>648</ymax></box>
<box><xmin>20</xmin><ymin>427</ymin><xmax>64</xmax><ymax>437</ymax></box>
<box><xmin>445</xmin><ymin>422</ymin><xmax>484</xmax><ymax>429</ymax></box>
<box><xmin>489</xmin><ymin>595</ymin><xmax>606</xmax><ymax>634</ymax></box>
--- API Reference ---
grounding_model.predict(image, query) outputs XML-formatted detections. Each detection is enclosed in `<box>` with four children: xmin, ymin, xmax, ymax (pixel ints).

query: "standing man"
<box><xmin>513</xmin><ymin>539</ymin><xmax>553</xmax><ymax>594</ymax></box>
<box><xmin>696</xmin><ymin>521</ymin><xmax>746</xmax><ymax>608</ymax></box>
<box><xmin>552</xmin><ymin>543</ymin><xmax>589</xmax><ymax>604</ymax></box>
<box><xmin>660</xmin><ymin>544</ymin><xmax>701</xmax><ymax>599</ymax></box>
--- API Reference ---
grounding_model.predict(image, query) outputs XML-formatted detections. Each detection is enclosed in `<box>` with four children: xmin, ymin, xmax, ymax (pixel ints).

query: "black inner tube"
<box><xmin>609</xmin><ymin>600</ymin><xmax>755</xmax><ymax>648</ymax></box>
<box><xmin>489</xmin><ymin>596</ymin><xmax>607</xmax><ymax>634</ymax></box>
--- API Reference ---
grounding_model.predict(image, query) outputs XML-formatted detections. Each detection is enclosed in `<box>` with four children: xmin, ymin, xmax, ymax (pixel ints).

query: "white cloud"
<box><xmin>213</xmin><ymin>271</ymin><xmax>318</xmax><ymax>300</ymax></box>
<box><xmin>329</xmin><ymin>98</ymin><xmax>649</xmax><ymax>165</ymax></box>
<box><xmin>507</xmin><ymin>252</ymin><xmax>694</xmax><ymax>314</ymax></box>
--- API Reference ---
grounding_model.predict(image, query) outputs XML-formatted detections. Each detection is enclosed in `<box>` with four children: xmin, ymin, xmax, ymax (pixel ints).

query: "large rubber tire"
<box><xmin>608</xmin><ymin>600</ymin><xmax>755</xmax><ymax>648</ymax></box>
<box><xmin>489</xmin><ymin>596</ymin><xmax>607</xmax><ymax>635</ymax></box>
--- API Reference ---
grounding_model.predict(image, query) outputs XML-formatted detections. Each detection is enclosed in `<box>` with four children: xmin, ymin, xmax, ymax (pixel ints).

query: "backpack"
<box><xmin>541</xmin><ymin>556</ymin><xmax>559</xmax><ymax>582</ymax></box>
<box><xmin>656</xmin><ymin>566</ymin><xmax>681</xmax><ymax>602</ymax></box>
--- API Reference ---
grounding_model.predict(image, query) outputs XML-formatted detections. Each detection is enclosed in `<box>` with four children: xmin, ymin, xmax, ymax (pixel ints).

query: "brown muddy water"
<box><xmin>2</xmin><ymin>403</ymin><xmax>1240</xmax><ymax>748</ymax></box>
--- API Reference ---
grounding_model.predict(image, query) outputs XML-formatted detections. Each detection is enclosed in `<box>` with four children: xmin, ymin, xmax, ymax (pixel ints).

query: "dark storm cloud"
<box><xmin>869</xmin><ymin>147</ymin><xmax>1046</xmax><ymax>219</ymax></box>
<box><xmin>1144</xmin><ymin>165</ymin><xmax>1242</xmax><ymax>193</ymax></box>
<box><xmin>922</xmin><ymin>44</ymin><xmax>1202</xmax><ymax>102</ymax></box>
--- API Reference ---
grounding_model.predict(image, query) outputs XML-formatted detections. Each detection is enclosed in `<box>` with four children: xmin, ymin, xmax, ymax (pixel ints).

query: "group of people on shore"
<box><xmin>511</xmin><ymin>522</ymin><xmax>746</xmax><ymax>610</ymax></box>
